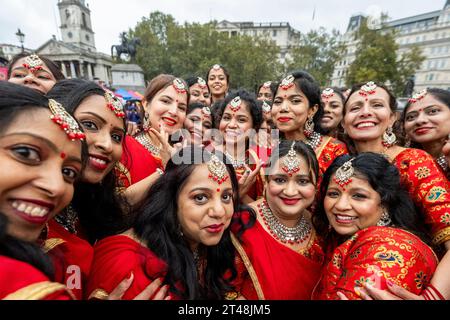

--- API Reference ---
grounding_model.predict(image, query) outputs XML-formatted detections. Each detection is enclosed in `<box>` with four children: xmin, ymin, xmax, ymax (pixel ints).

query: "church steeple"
<box><xmin>58</xmin><ymin>0</ymin><xmax>96</xmax><ymax>52</ymax></box>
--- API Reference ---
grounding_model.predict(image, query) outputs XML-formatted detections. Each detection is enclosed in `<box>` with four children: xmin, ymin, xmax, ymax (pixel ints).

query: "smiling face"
<box><xmin>343</xmin><ymin>88</ymin><xmax>396</xmax><ymax>144</ymax></box>
<box><xmin>265</xmin><ymin>156</ymin><xmax>316</xmax><ymax>221</ymax></box>
<box><xmin>218</xmin><ymin>101</ymin><xmax>254</xmax><ymax>146</ymax></box>
<box><xmin>144</xmin><ymin>84</ymin><xmax>188</xmax><ymax>134</ymax></box>
<box><xmin>177</xmin><ymin>164</ymin><xmax>234</xmax><ymax>248</ymax></box>
<box><xmin>8</xmin><ymin>57</ymin><xmax>57</xmax><ymax>94</ymax></box>
<box><xmin>184</xmin><ymin>108</ymin><xmax>213</xmax><ymax>145</ymax></box>
<box><xmin>272</xmin><ymin>85</ymin><xmax>317</xmax><ymax>135</ymax></box>
<box><xmin>404</xmin><ymin>94</ymin><xmax>450</xmax><ymax>145</ymax></box>
<box><xmin>324</xmin><ymin>175</ymin><xmax>383</xmax><ymax>237</ymax></box>
<box><xmin>257</xmin><ymin>86</ymin><xmax>273</xmax><ymax>102</ymax></box>
<box><xmin>321</xmin><ymin>95</ymin><xmax>344</xmax><ymax>132</ymax></box>
<box><xmin>207</xmin><ymin>68</ymin><xmax>228</xmax><ymax>99</ymax></box>
<box><xmin>189</xmin><ymin>83</ymin><xmax>211</xmax><ymax>106</ymax></box>
<box><xmin>74</xmin><ymin>95</ymin><xmax>125</xmax><ymax>184</ymax></box>
<box><xmin>0</xmin><ymin>108</ymin><xmax>82</xmax><ymax>242</ymax></box>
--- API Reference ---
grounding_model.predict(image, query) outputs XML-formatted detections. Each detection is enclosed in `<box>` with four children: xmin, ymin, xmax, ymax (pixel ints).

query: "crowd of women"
<box><xmin>1</xmin><ymin>53</ymin><xmax>449</xmax><ymax>300</ymax></box>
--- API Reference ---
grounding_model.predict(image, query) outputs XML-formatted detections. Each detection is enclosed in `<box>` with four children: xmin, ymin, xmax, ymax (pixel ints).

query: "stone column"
<box><xmin>70</xmin><ymin>61</ymin><xmax>77</xmax><ymax>78</ymax></box>
<box><xmin>61</xmin><ymin>61</ymin><xmax>68</xmax><ymax>78</ymax></box>
<box><xmin>87</xmin><ymin>63</ymin><xmax>93</xmax><ymax>80</ymax></box>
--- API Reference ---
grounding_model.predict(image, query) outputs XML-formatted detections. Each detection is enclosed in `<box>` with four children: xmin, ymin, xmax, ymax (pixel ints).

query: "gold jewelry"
<box><xmin>334</xmin><ymin>158</ymin><xmax>355</xmax><ymax>190</ymax></box>
<box><xmin>197</xmin><ymin>77</ymin><xmax>207</xmax><ymax>89</ymax></box>
<box><xmin>262</xmin><ymin>101</ymin><xmax>271</xmax><ymax>114</ymax></box>
<box><xmin>207</xmin><ymin>154</ymin><xmax>229</xmax><ymax>191</ymax></box>
<box><xmin>48</xmin><ymin>99</ymin><xmax>85</xmax><ymax>141</ymax></box>
<box><xmin>282</xmin><ymin>142</ymin><xmax>301</xmax><ymax>177</ymax></box>
<box><xmin>173</xmin><ymin>78</ymin><xmax>187</xmax><ymax>94</ymax></box>
<box><xmin>135</xmin><ymin>132</ymin><xmax>161</xmax><ymax>157</ymax></box>
<box><xmin>408</xmin><ymin>89</ymin><xmax>428</xmax><ymax>104</ymax></box>
<box><xmin>359</xmin><ymin>81</ymin><xmax>377</xmax><ymax>99</ymax></box>
<box><xmin>382</xmin><ymin>127</ymin><xmax>397</xmax><ymax>148</ymax></box>
<box><xmin>280</xmin><ymin>75</ymin><xmax>295</xmax><ymax>90</ymax></box>
<box><xmin>23</xmin><ymin>54</ymin><xmax>44</xmax><ymax>73</ymax></box>
<box><xmin>104</xmin><ymin>91</ymin><xmax>125</xmax><ymax>118</ymax></box>
<box><xmin>228</xmin><ymin>96</ymin><xmax>242</xmax><ymax>113</ymax></box>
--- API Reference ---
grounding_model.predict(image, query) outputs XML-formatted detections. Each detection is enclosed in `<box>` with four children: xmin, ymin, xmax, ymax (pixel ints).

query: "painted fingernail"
<box><xmin>354</xmin><ymin>287</ymin><xmax>362</xmax><ymax>297</ymax></box>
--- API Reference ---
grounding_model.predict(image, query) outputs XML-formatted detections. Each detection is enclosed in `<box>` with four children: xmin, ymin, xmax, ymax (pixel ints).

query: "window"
<box><xmin>429</xmin><ymin>73</ymin><xmax>434</xmax><ymax>81</ymax></box>
<box><xmin>231</xmin><ymin>31</ymin><xmax>237</xmax><ymax>36</ymax></box>
<box><xmin>68</xmin><ymin>32</ymin><xmax>73</xmax><ymax>38</ymax></box>
<box><xmin>85</xmin><ymin>34</ymin><xmax>90</xmax><ymax>41</ymax></box>
<box><xmin>82</xmin><ymin>13</ymin><xmax>87</xmax><ymax>27</ymax></box>
<box><xmin>273</xmin><ymin>30</ymin><xmax>277</xmax><ymax>37</ymax></box>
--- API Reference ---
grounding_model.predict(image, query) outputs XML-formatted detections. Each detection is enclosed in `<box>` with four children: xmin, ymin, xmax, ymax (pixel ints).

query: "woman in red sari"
<box><xmin>214</xmin><ymin>90</ymin><xmax>265</xmax><ymax>203</ymax></box>
<box><xmin>87</xmin><ymin>146</ymin><xmax>243</xmax><ymax>300</ymax></box>
<box><xmin>117</xmin><ymin>75</ymin><xmax>189</xmax><ymax>205</ymax></box>
<box><xmin>0</xmin><ymin>82</ymin><xmax>84</xmax><ymax>300</ymax></box>
<box><xmin>232</xmin><ymin>140</ymin><xmax>325</xmax><ymax>300</ymax></box>
<box><xmin>312</xmin><ymin>153</ymin><xmax>438</xmax><ymax>300</ymax></box>
<box><xmin>272</xmin><ymin>71</ymin><xmax>348</xmax><ymax>185</ymax></box>
<box><xmin>337</xmin><ymin>82</ymin><xmax>450</xmax><ymax>300</ymax></box>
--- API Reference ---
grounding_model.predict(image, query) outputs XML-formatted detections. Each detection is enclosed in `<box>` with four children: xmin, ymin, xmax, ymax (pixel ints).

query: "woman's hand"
<box><xmin>238</xmin><ymin>158</ymin><xmax>264</xmax><ymax>199</ymax></box>
<box><xmin>337</xmin><ymin>282</ymin><xmax>424</xmax><ymax>300</ymax></box>
<box><xmin>107</xmin><ymin>273</ymin><xmax>171</xmax><ymax>300</ymax></box>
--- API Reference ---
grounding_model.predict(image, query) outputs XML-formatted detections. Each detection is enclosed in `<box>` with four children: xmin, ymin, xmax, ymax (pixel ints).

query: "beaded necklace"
<box><xmin>258</xmin><ymin>200</ymin><xmax>311</xmax><ymax>245</ymax></box>
<box><xmin>135</xmin><ymin>132</ymin><xmax>161</xmax><ymax>157</ymax></box>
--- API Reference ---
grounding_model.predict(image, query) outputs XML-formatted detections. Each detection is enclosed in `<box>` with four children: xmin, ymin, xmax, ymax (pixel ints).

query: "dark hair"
<box><xmin>313</xmin><ymin>153</ymin><xmax>431</xmax><ymax>250</ymax></box>
<box><xmin>257</xmin><ymin>81</ymin><xmax>278</xmax><ymax>101</ymax></box>
<box><xmin>206</xmin><ymin>64</ymin><xmax>230</xmax><ymax>86</ymax></box>
<box><xmin>47</xmin><ymin>79</ymin><xmax>130</xmax><ymax>243</ymax></box>
<box><xmin>321</xmin><ymin>87</ymin><xmax>346</xmax><ymax>137</ymax></box>
<box><xmin>276</xmin><ymin>70</ymin><xmax>326</xmax><ymax>134</ymax></box>
<box><xmin>401</xmin><ymin>88</ymin><xmax>450</xmax><ymax>148</ymax></box>
<box><xmin>8</xmin><ymin>53</ymin><xmax>65</xmax><ymax>81</ymax></box>
<box><xmin>185</xmin><ymin>76</ymin><xmax>208</xmax><ymax>90</ymax></box>
<box><xmin>267</xmin><ymin>140</ymin><xmax>319</xmax><ymax>185</ymax></box>
<box><xmin>324</xmin><ymin>87</ymin><xmax>345</xmax><ymax>105</ymax></box>
<box><xmin>215</xmin><ymin>89</ymin><xmax>263</xmax><ymax>131</ymax></box>
<box><xmin>0</xmin><ymin>212</ymin><xmax>55</xmax><ymax>279</ymax></box>
<box><xmin>133</xmin><ymin>146</ymin><xmax>249</xmax><ymax>299</ymax></box>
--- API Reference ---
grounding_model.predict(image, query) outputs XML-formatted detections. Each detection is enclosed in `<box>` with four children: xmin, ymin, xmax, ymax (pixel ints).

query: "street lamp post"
<box><xmin>15</xmin><ymin>28</ymin><xmax>25</xmax><ymax>52</ymax></box>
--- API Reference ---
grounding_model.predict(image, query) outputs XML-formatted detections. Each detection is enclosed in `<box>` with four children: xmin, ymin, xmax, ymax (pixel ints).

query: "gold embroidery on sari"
<box><xmin>2</xmin><ymin>281</ymin><xmax>67</xmax><ymax>300</ymax></box>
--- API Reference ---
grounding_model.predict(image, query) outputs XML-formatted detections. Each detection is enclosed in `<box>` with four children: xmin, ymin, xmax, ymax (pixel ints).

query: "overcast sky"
<box><xmin>0</xmin><ymin>0</ymin><xmax>446</xmax><ymax>54</ymax></box>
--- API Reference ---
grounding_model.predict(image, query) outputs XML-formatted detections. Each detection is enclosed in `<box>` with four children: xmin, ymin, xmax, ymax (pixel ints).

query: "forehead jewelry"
<box><xmin>321</xmin><ymin>88</ymin><xmax>335</xmax><ymax>103</ymax></box>
<box><xmin>228</xmin><ymin>96</ymin><xmax>242</xmax><ymax>113</ymax></box>
<box><xmin>358</xmin><ymin>81</ymin><xmax>377</xmax><ymax>101</ymax></box>
<box><xmin>48</xmin><ymin>99</ymin><xmax>85</xmax><ymax>141</ymax></box>
<box><xmin>207</xmin><ymin>154</ymin><xmax>229</xmax><ymax>192</ymax></box>
<box><xmin>201</xmin><ymin>106</ymin><xmax>212</xmax><ymax>121</ymax></box>
<box><xmin>173</xmin><ymin>78</ymin><xmax>187</xmax><ymax>94</ymax></box>
<box><xmin>212</xmin><ymin>64</ymin><xmax>221</xmax><ymax>71</ymax></box>
<box><xmin>333</xmin><ymin>158</ymin><xmax>355</xmax><ymax>191</ymax></box>
<box><xmin>104</xmin><ymin>91</ymin><xmax>125</xmax><ymax>118</ymax></box>
<box><xmin>197</xmin><ymin>77</ymin><xmax>207</xmax><ymax>89</ymax></box>
<box><xmin>262</xmin><ymin>81</ymin><xmax>272</xmax><ymax>89</ymax></box>
<box><xmin>262</xmin><ymin>101</ymin><xmax>271</xmax><ymax>114</ymax></box>
<box><xmin>282</xmin><ymin>142</ymin><xmax>301</xmax><ymax>177</ymax></box>
<box><xmin>408</xmin><ymin>89</ymin><xmax>428</xmax><ymax>104</ymax></box>
<box><xmin>23</xmin><ymin>54</ymin><xmax>44</xmax><ymax>73</ymax></box>
<box><xmin>280</xmin><ymin>75</ymin><xmax>295</xmax><ymax>91</ymax></box>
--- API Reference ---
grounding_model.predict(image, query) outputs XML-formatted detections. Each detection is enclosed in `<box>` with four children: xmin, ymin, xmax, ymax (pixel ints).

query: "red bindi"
<box><xmin>60</xmin><ymin>152</ymin><xmax>66</xmax><ymax>159</ymax></box>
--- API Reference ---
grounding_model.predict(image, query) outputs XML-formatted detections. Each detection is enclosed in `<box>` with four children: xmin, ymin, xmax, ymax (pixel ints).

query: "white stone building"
<box><xmin>331</xmin><ymin>0</ymin><xmax>450</xmax><ymax>92</ymax></box>
<box><xmin>0</xmin><ymin>44</ymin><xmax>33</xmax><ymax>61</ymax></box>
<box><xmin>35</xmin><ymin>0</ymin><xmax>113</xmax><ymax>84</ymax></box>
<box><xmin>216</xmin><ymin>21</ymin><xmax>300</xmax><ymax>61</ymax></box>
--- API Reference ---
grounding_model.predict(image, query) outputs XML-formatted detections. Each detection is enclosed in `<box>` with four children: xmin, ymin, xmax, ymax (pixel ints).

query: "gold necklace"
<box><xmin>135</xmin><ymin>132</ymin><xmax>161</xmax><ymax>157</ymax></box>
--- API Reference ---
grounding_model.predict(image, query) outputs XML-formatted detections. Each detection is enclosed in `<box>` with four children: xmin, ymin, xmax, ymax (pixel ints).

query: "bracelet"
<box><xmin>424</xmin><ymin>283</ymin><xmax>446</xmax><ymax>300</ymax></box>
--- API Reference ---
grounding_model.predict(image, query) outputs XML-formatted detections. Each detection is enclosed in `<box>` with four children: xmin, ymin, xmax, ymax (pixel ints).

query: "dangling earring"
<box><xmin>382</xmin><ymin>127</ymin><xmax>397</xmax><ymax>148</ymax></box>
<box><xmin>304</xmin><ymin>116</ymin><xmax>315</xmax><ymax>138</ymax></box>
<box><xmin>404</xmin><ymin>137</ymin><xmax>411</xmax><ymax>148</ymax></box>
<box><xmin>377</xmin><ymin>210</ymin><xmax>392</xmax><ymax>227</ymax></box>
<box><xmin>143</xmin><ymin>112</ymin><xmax>150</xmax><ymax>131</ymax></box>
<box><xmin>178</xmin><ymin>223</ymin><xmax>184</xmax><ymax>237</ymax></box>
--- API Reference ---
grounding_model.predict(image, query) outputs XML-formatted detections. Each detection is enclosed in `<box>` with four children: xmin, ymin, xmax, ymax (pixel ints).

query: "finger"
<box><xmin>355</xmin><ymin>286</ymin><xmax>373</xmax><ymax>300</ymax></box>
<box><xmin>363</xmin><ymin>283</ymin><xmax>400</xmax><ymax>300</ymax></box>
<box><xmin>337</xmin><ymin>291</ymin><xmax>349</xmax><ymax>300</ymax></box>
<box><xmin>248</xmin><ymin>161</ymin><xmax>264</xmax><ymax>180</ymax></box>
<box><xmin>108</xmin><ymin>273</ymin><xmax>134</xmax><ymax>300</ymax></box>
<box><xmin>148</xmin><ymin>128</ymin><xmax>165</xmax><ymax>145</ymax></box>
<box><xmin>152</xmin><ymin>285</ymin><xmax>169</xmax><ymax>300</ymax></box>
<box><xmin>133</xmin><ymin>278</ymin><xmax>163</xmax><ymax>300</ymax></box>
<box><xmin>238</xmin><ymin>169</ymin><xmax>251</xmax><ymax>185</ymax></box>
<box><xmin>387</xmin><ymin>281</ymin><xmax>422</xmax><ymax>300</ymax></box>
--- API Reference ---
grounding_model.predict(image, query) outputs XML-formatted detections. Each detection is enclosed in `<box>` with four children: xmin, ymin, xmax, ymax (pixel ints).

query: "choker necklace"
<box><xmin>225</xmin><ymin>150</ymin><xmax>247</xmax><ymax>169</ymax></box>
<box><xmin>258</xmin><ymin>200</ymin><xmax>311</xmax><ymax>245</ymax></box>
<box><xmin>305</xmin><ymin>131</ymin><xmax>323</xmax><ymax>151</ymax></box>
<box><xmin>437</xmin><ymin>155</ymin><xmax>448</xmax><ymax>172</ymax></box>
<box><xmin>135</xmin><ymin>132</ymin><xmax>161</xmax><ymax>157</ymax></box>
<box><xmin>55</xmin><ymin>204</ymin><xmax>79</xmax><ymax>234</ymax></box>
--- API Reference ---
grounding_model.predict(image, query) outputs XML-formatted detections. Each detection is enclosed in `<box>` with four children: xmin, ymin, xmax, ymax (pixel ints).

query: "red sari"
<box><xmin>0</xmin><ymin>256</ymin><xmax>74</xmax><ymax>300</ymax></box>
<box><xmin>117</xmin><ymin>135</ymin><xmax>163</xmax><ymax>188</ymax></box>
<box><xmin>231</xmin><ymin>211</ymin><xmax>324</xmax><ymax>300</ymax></box>
<box><xmin>44</xmin><ymin>219</ymin><xmax>94</xmax><ymax>300</ymax></box>
<box><xmin>393</xmin><ymin>148</ymin><xmax>450</xmax><ymax>246</ymax></box>
<box><xmin>316</xmin><ymin>136</ymin><xmax>348</xmax><ymax>184</ymax></box>
<box><xmin>86</xmin><ymin>234</ymin><xmax>178</xmax><ymax>300</ymax></box>
<box><xmin>313</xmin><ymin>226</ymin><xmax>438</xmax><ymax>300</ymax></box>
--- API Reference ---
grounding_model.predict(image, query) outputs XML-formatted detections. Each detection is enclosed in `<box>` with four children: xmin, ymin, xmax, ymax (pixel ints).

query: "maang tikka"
<box><xmin>408</xmin><ymin>89</ymin><xmax>428</xmax><ymax>104</ymax></box>
<box><xmin>23</xmin><ymin>54</ymin><xmax>44</xmax><ymax>73</ymax></box>
<box><xmin>48</xmin><ymin>99</ymin><xmax>85</xmax><ymax>141</ymax></box>
<box><xmin>333</xmin><ymin>158</ymin><xmax>355</xmax><ymax>190</ymax></box>
<box><xmin>104</xmin><ymin>91</ymin><xmax>125</xmax><ymax>118</ymax></box>
<box><xmin>280</xmin><ymin>75</ymin><xmax>295</xmax><ymax>91</ymax></box>
<box><xmin>207</xmin><ymin>154</ymin><xmax>229</xmax><ymax>192</ymax></box>
<box><xmin>282</xmin><ymin>142</ymin><xmax>301</xmax><ymax>177</ymax></box>
<box><xmin>358</xmin><ymin>81</ymin><xmax>377</xmax><ymax>100</ymax></box>
<box><xmin>197</xmin><ymin>77</ymin><xmax>207</xmax><ymax>89</ymax></box>
<box><xmin>321</xmin><ymin>88</ymin><xmax>335</xmax><ymax>103</ymax></box>
<box><xmin>262</xmin><ymin>101</ymin><xmax>271</xmax><ymax>114</ymax></box>
<box><xmin>173</xmin><ymin>78</ymin><xmax>187</xmax><ymax>94</ymax></box>
<box><xmin>228</xmin><ymin>96</ymin><xmax>242</xmax><ymax>113</ymax></box>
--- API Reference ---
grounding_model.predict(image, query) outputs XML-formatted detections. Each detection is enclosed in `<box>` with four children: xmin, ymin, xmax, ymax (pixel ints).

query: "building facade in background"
<box><xmin>332</xmin><ymin>0</ymin><xmax>450</xmax><ymax>92</ymax></box>
<box><xmin>216</xmin><ymin>20</ymin><xmax>300</xmax><ymax>62</ymax></box>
